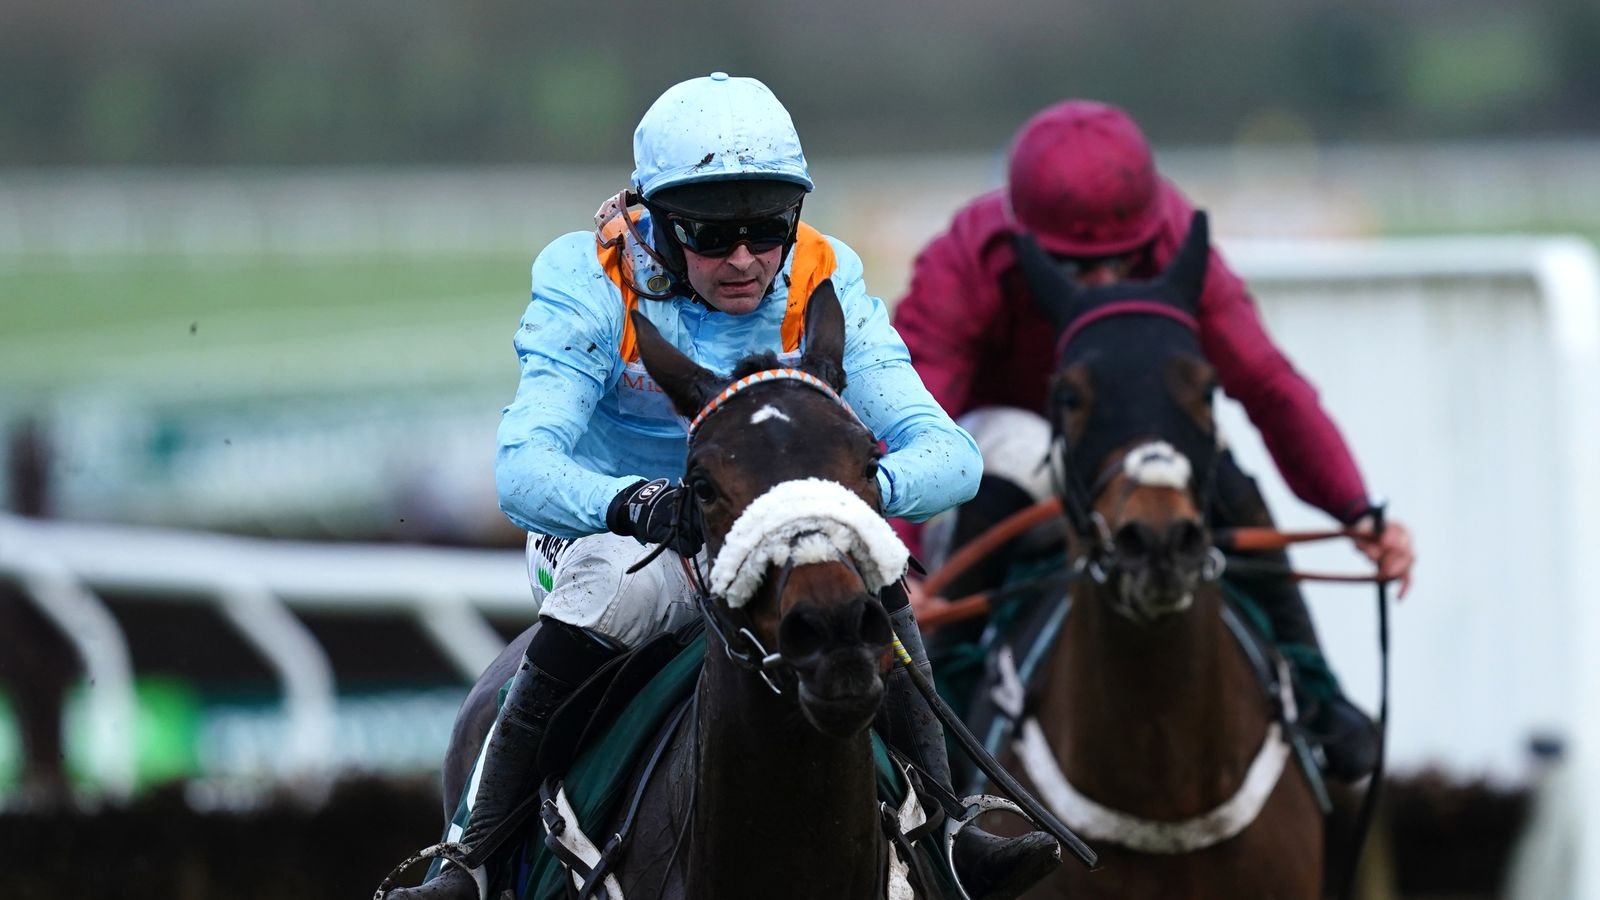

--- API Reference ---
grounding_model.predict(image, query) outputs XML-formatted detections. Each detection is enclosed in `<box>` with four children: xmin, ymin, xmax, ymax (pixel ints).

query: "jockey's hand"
<box><xmin>606</xmin><ymin>478</ymin><xmax>704</xmax><ymax>557</ymax></box>
<box><xmin>1350</xmin><ymin>515</ymin><xmax>1415</xmax><ymax>599</ymax></box>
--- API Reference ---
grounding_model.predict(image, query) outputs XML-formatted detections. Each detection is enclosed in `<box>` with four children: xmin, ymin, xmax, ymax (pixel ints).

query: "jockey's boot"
<box><xmin>385</xmin><ymin>620</ymin><xmax>622</xmax><ymax>900</ymax></box>
<box><xmin>1235</xmin><ymin>550</ymin><xmax>1380</xmax><ymax>783</ymax></box>
<box><xmin>880</xmin><ymin>589</ymin><xmax>1061</xmax><ymax>900</ymax></box>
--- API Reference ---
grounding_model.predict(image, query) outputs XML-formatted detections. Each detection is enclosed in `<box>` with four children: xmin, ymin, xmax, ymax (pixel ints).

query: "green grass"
<box><xmin>1</xmin><ymin>252</ymin><xmax>534</xmax><ymax>398</ymax></box>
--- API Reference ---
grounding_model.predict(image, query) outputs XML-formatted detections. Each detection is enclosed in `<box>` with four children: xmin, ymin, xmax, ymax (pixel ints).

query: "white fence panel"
<box><xmin>1220</xmin><ymin>236</ymin><xmax>1600</xmax><ymax>897</ymax></box>
<box><xmin>0</xmin><ymin>514</ymin><xmax>535</xmax><ymax>801</ymax></box>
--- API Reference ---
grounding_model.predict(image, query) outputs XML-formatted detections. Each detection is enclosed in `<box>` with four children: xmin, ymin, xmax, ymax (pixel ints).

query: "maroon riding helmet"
<box><xmin>1005</xmin><ymin>100</ymin><xmax>1163</xmax><ymax>259</ymax></box>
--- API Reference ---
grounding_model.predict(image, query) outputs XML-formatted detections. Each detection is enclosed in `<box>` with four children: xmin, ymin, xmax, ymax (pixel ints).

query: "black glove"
<box><xmin>606</xmin><ymin>478</ymin><xmax>704</xmax><ymax>556</ymax></box>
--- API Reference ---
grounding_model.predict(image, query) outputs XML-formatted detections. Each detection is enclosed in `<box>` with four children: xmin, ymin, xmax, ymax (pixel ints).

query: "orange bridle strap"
<box><xmin>687</xmin><ymin>367</ymin><xmax>861</xmax><ymax>438</ymax></box>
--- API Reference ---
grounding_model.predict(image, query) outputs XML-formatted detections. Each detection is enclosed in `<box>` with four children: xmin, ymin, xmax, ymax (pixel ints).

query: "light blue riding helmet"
<box><xmin>632</xmin><ymin>72</ymin><xmax>815</xmax><ymax>200</ymax></box>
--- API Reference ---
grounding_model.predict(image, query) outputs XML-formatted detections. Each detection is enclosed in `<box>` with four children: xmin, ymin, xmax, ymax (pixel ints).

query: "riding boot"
<box><xmin>385</xmin><ymin>620</ymin><xmax>623</xmax><ymax>900</ymax></box>
<box><xmin>879</xmin><ymin>589</ymin><xmax>1060</xmax><ymax>900</ymax></box>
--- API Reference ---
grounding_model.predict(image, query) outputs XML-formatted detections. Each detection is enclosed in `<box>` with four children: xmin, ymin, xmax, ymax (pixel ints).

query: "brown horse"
<box><xmin>432</xmin><ymin>283</ymin><xmax>939</xmax><ymax>899</ymax></box>
<box><xmin>969</xmin><ymin>213</ymin><xmax>1324</xmax><ymax>898</ymax></box>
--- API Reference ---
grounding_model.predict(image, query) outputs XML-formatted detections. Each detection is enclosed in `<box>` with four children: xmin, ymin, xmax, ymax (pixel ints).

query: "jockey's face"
<box><xmin>1056</xmin><ymin>252</ymin><xmax>1138</xmax><ymax>289</ymax></box>
<box><xmin>684</xmin><ymin>242</ymin><xmax>785</xmax><ymax>315</ymax></box>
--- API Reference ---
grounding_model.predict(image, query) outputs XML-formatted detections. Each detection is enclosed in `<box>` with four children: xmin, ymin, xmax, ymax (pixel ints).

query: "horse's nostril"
<box><xmin>1170</xmin><ymin>519</ymin><xmax>1207</xmax><ymax>559</ymax></box>
<box><xmin>1115</xmin><ymin>522</ymin><xmax>1152</xmax><ymax>560</ymax></box>
<box><xmin>780</xmin><ymin>595</ymin><xmax>894</xmax><ymax>663</ymax></box>
<box><xmin>859</xmin><ymin>597</ymin><xmax>892</xmax><ymax>647</ymax></box>
<box><xmin>779</xmin><ymin>605</ymin><xmax>828</xmax><ymax>661</ymax></box>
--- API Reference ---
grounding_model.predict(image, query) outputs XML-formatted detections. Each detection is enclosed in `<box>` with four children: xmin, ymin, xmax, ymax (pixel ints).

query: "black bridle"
<box><xmin>1020</xmin><ymin>208</ymin><xmax>1225</xmax><ymax>599</ymax></box>
<box><xmin>653</xmin><ymin>365</ymin><xmax>878</xmax><ymax>695</ymax></box>
<box><xmin>1046</xmin><ymin>423</ymin><xmax>1226</xmax><ymax>606</ymax></box>
<box><xmin>676</xmin><ymin>538</ymin><xmax>872</xmax><ymax>696</ymax></box>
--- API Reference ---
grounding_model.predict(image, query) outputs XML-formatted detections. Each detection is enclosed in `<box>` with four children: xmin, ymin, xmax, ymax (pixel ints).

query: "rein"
<box><xmin>1337</xmin><ymin>502</ymin><xmax>1392</xmax><ymax>900</ymax></box>
<box><xmin>681</xmin><ymin>553</ymin><xmax>792</xmax><ymax>694</ymax></box>
<box><xmin>920</xmin><ymin>497</ymin><xmax>1388</xmax><ymax>630</ymax></box>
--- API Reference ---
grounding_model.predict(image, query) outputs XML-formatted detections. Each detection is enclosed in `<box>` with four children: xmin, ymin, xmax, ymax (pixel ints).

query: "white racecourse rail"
<box><xmin>2</xmin><ymin>235</ymin><xmax>1599</xmax><ymax>889</ymax></box>
<box><xmin>0</xmin><ymin>514</ymin><xmax>535</xmax><ymax>803</ymax></box>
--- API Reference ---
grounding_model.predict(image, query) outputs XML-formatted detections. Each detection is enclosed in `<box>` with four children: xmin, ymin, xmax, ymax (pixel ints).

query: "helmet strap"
<box><xmin>610</xmin><ymin>190</ymin><xmax>684</xmax><ymax>300</ymax></box>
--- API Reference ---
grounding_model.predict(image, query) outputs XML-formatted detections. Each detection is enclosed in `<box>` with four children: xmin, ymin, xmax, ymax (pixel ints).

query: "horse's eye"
<box><xmin>1058</xmin><ymin>387</ymin><xmax>1083</xmax><ymax>411</ymax></box>
<box><xmin>692</xmin><ymin>477</ymin><xmax>718</xmax><ymax>504</ymax></box>
<box><xmin>863</xmin><ymin>447</ymin><xmax>883</xmax><ymax>480</ymax></box>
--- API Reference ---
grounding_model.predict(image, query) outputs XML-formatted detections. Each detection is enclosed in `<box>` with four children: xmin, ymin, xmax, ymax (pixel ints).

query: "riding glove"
<box><xmin>606</xmin><ymin>478</ymin><xmax>704</xmax><ymax>556</ymax></box>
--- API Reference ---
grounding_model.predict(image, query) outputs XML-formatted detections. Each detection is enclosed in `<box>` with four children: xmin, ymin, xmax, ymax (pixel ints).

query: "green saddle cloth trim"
<box><xmin>525</xmin><ymin>631</ymin><xmax>707</xmax><ymax>899</ymax></box>
<box><xmin>523</xmin><ymin>635</ymin><xmax>918</xmax><ymax>899</ymax></box>
<box><xmin>872</xmin><ymin>729</ymin><xmax>907</xmax><ymax>805</ymax></box>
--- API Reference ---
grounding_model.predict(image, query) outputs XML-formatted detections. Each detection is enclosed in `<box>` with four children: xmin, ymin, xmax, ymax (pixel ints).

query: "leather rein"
<box><xmin>918</xmin><ymin>495</ymin><xmax>1387</xmax><ymax>631</ymax></box>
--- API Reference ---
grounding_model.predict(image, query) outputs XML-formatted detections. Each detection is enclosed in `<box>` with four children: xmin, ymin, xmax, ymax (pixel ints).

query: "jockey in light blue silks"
<box><xmin>386</xmin><ymin>73</ymin><xmax>1059</xmax><ymax>900</ymax></box>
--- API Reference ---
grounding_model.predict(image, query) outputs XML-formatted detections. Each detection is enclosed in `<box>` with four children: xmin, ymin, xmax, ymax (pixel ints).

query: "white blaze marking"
<box><xmin>750</xmin><ymin>404</ymin><xmax>791</xmax><ymax>425</ymax></box>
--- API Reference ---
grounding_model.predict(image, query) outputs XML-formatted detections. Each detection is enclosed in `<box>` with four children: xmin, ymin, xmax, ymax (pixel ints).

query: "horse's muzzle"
<box><xmin>1112</xmin><ymin>518</ymin><xmax>1211</xmax><ymax>622</ymax></box>
<box><xmin>779</xmin><ymin>594</ymin><xmax>893</xmax><ymax>736</ymax></box>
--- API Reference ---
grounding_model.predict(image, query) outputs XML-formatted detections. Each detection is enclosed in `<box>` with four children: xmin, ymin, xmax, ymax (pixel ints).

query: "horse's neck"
<box><xmin>1047</xmin><ymin>583</ymin><xmax>1267</xmax><ymax>815</ymax></box>
<box><xmin>689</xmin><ymin>649</ymin><xmax>881</xmax><ymax>900</ymax></box>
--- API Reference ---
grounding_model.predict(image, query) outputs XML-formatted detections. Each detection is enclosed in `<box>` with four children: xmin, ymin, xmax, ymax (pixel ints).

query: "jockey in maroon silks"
<box><xmin>892</xmin><ymin>99</ymin><xmax>1415</xmax><ymax>783</ymax></box>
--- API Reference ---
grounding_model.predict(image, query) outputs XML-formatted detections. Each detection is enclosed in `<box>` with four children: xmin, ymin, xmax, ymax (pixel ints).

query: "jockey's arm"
<box><xmin>831</xmin><ymin>241</ymin><xmax>982</xmax><ymax>523</ymax></box>
<box><xmin>1184</xmin><ymin>210</ymin><xmax>1416</xmax><ymax>593</ymax></box>
<box><xmin>496</xmin><ymin>242</ymin><xmax>642</xmax><ymax>539</ymax></box>
<box><xmin>1194</xmin><ymin>249</ymin><xmax>1371</xmax><ymax>525</ymax></box>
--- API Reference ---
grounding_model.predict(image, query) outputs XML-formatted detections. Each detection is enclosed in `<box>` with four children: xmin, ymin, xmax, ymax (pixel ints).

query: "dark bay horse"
<box><xmin>971</xmin><ymin>213</ymin><xmax>1324</xmax><ymax>898</ymax></box>
<box><xmin>435</xmin><ymin>283</ymin><xmax>922</xmax><ymax>900</ymax></box>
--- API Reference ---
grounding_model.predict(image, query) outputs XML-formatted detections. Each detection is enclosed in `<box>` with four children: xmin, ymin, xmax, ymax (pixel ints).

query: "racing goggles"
<box><xmin>1051</xmin><ymin>248</ymin><xmax>1143</xmax><ymax>287</ymax></box>
<box><xmin>667</xmin><ymin>206</ymin><xmax>799</xmax><ymax>258</ymax></box>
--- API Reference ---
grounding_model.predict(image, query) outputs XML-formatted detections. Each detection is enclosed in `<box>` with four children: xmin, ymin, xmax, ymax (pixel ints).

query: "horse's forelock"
<box><xmin>726</xmin><ymin>351</ymin><xmax>784</xmax><ymax>381</ymax></box>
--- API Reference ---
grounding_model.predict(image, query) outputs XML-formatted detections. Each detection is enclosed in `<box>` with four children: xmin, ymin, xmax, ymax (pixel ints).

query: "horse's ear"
<box><xmin>1013</xmin><ymin>232</ymin><xmax>1079</xmax><ymax>334</ymax></box>
<box><xmin>799</xmin><ymin>279</ymin><xmax>847</xmax><ymax>392</ymax></box>
<box><xmin>1160</xmin><ymin>211</ymin><xmax>1211</xmax><ymax>314</ymax></box>
<box><xmin>631</xmin><ymin>310</ymin><xmax>726</xmax><ymax>418</ymax></box>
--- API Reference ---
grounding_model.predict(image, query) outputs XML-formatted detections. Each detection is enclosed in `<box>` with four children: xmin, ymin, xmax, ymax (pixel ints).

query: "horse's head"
<box><xmin>631</xmin><ymin>281</ymin><xmax>898</xmax><ymax>737</ymax></box>
<box><xmin>1023</xmin><ymin>211</ymin><xmax>1223</xmax><ymax>623</ymax></box>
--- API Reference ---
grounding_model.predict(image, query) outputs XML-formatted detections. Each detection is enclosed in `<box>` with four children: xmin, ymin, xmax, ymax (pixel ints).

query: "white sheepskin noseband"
<box><xmin>1123</xmin><ymin>441</ymin><xmax>1192</xmax><ymax>490</ymax></box>
<box><xmin>709</xmin><ymin>478</ymin><xmax>909</xmax><ymax>608</ymax></box>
